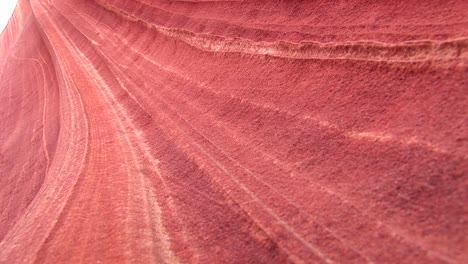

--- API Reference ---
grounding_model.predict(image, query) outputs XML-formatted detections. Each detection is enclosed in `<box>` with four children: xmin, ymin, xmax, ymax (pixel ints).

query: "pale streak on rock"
<box><xmin>0</xmin><ymin>0</ymin><xmax>467</xmax><ymax>263</ymax></box>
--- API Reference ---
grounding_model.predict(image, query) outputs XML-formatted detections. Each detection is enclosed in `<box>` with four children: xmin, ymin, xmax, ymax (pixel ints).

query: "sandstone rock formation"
<box><xmin>0</xmin><ymin>0</ymin><xmax>467</xmax><ymax>263</ymax></box>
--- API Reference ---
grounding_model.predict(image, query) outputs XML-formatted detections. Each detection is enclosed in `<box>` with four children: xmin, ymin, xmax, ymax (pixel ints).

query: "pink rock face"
<box><xmin>0</xmin><ymin>0</ymin><xmax>467</xmax><ymax>263</ymax></box>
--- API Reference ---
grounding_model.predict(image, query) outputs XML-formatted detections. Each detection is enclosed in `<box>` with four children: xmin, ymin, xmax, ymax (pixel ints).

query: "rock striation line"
<box><xmin>0</xmin><ymin>0</ymin><xmax>467</xmax><ymax>263</ymax></box>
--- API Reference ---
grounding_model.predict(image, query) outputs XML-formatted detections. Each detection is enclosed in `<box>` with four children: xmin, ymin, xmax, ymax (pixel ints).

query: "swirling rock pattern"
<box><xmin>0</xmin><ymin>0</ymin><xmax>467</xmax><ymax>263</ymax></box>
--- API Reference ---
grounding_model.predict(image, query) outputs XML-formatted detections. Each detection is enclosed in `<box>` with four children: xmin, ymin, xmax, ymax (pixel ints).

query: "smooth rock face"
<box><xmin>0</xmin><ymin>0</ymin><xmax>467</xmax><ymax>263</ymax></box>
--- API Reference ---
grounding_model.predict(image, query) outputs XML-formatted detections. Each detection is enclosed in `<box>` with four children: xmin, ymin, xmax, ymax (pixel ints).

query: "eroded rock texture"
<box><xmin>0</xmin><ymin>0</ymin><xmax>467</xmax><ymax>263</ymax></box>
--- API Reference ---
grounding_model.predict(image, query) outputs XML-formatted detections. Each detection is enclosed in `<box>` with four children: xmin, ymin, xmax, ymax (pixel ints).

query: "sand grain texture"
<box><xmin>0</xmin><ymin>0</ymin><xmax>467</xmax><ymax>263</ymax></box>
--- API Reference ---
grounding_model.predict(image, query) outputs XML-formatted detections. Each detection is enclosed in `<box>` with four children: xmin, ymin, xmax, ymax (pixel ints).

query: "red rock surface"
<box><xmin>0</xmin><ymin>0</ymin><xmax>467</xmax><ymax>263</ymax></box>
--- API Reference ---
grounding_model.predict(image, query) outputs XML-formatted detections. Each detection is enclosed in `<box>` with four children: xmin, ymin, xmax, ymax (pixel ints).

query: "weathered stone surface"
<box><xmin>0</xmin><ymin>0</ymin><xmax>467</xmax><ymax>263</ymax></box>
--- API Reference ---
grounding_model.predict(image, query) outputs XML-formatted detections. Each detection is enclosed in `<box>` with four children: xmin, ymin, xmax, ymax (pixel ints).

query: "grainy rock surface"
<box><xmin>0</xmin><ymin>0</ymin><xmax>467</xmax><ymax>263</ymax></box>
